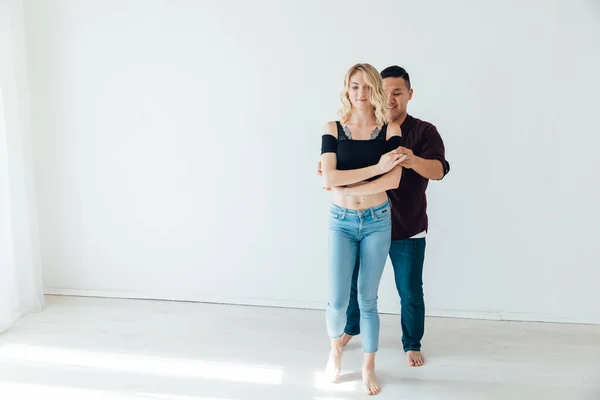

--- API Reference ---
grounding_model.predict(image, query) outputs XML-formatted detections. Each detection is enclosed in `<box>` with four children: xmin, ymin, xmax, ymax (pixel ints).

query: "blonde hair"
<box><xmin>337</xmin><ymin>63</ymin><xmax>389</xmax><ymax>125</ymax></box>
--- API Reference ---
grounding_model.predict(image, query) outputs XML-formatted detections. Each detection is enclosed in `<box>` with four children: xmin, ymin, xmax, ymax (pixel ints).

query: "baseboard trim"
<box><xmin>44</xmin><ymin>288</ymin><xmax>600</xmax><ymax>325</ymax></box>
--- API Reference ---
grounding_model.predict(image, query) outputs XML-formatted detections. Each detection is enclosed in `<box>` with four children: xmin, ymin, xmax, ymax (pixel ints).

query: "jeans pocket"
<box><xmin>328</xmin><ymin>211</ymin><xmax>345</xmax><ymax>231</ymax></box>
<box><xmin>373</xmin><ymin>206</ymin><xmax>391</xmax><ymax>221</ymax></box>
<box><xmin>329</xmin><ymin>209</ymin><xmax>343</xmax><ymax>220</ymax></box>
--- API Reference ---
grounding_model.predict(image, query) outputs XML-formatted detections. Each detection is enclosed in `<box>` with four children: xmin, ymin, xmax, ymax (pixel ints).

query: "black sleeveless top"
<box><xmin>321</xmin><ymin>122</ymin><xmax>402</xmax><ymax>181</ymax></box>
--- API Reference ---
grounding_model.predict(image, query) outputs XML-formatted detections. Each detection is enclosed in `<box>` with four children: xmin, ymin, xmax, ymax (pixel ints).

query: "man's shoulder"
<box><xmin>408</xmin><ymin>115</ymin><xmax>438</xmax><ymax>134</ymax></box>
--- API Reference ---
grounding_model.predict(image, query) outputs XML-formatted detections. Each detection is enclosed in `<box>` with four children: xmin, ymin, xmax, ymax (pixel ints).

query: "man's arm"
<box><xmin>397</xmin><ymin>124</ymin><xmax>449</xmax><ymax>181</ymax></box>
<box><xmin>412</xmin><ymin>157</ymin><xmax>444</xmax><ymax>180</ymax></box>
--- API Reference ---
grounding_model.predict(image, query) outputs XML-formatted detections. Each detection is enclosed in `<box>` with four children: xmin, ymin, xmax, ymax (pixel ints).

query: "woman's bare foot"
<box><xmin>340</xmin><ymin>333</ymin><xmax>353</xmax><ymax>347</ymax></box>
<box><xmin>406</xmin><ymin>350</ymin><xmax>425</xmax><ymax>367</ymax></box>
<box><xmin>325</xmin><ymin>341</ymin><xmax>343</xmax><ymax>382</ymax></box>
<box><xmin>362</xmin><ymin>352</ymin><xmax>380</xmax><ymax>395</ymax></box>
<box><xmin>362</xmin><ymin>367</ymin><xmax>380</xmax><ymax>395</ymax></box>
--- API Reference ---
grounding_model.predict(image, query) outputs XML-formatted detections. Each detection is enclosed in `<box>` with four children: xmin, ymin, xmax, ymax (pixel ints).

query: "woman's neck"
<box><xmin>348</xmin><ymin>108</ymin><xmax>377</xmax><ymax>127</ymax></box>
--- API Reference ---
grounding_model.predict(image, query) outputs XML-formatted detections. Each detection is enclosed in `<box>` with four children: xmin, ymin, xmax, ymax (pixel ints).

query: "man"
<box><xmin>318</xmin><ymin>66</ymin><xmax>450</xmax><ymax>367</ymax></box>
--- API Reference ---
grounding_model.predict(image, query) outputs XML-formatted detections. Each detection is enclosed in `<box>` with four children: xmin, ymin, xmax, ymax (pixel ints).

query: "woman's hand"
<box><xmin>377</xmin><ymin>150</ymin><xmax>404</xmax><ymax>174</ymax></box>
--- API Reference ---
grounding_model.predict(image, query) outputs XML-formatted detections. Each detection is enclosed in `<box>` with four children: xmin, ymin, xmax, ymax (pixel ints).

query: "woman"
<box><xmin>320</xmin><ymin>63</ymin><xmax>403</xmax><ymax>395</ymax></box>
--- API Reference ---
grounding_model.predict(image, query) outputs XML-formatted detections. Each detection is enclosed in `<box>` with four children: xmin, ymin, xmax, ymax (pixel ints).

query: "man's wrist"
<box><xmin>413</xmin><ymin>155</ymin><xmax>424</xmax><ymax>169</ymax></box>
<box><xmin>414</xmin><ymin>157</ymin><xmax>444</xmax><ymax>179</ymax></box>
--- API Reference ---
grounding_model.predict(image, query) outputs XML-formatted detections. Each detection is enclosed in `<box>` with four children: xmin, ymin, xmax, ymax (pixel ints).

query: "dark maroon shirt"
<box><xmin>387</xmin><ymin>115</ymin><xmax>450</xmax><ymax>240</ymax></box>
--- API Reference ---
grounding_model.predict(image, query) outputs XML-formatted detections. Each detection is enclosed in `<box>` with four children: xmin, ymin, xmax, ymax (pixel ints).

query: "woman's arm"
<box><xmin>321</xmin><ymin>154</ymin><xmax>382</xmax><ymax>187</ymax></box>
<box><xmin>338</xmin><ymin>166</ymin><xmax>402</xmax><ymax>196</ymax></box>
<box><xmin>336</xmin><ymin>123</ymin><xmax>404</xmax><ymax>195</ymax></box>
<box><xmin>320</xmin><ymin>122</ymin><xmax>401</xmax><ymax>187</ymax></box>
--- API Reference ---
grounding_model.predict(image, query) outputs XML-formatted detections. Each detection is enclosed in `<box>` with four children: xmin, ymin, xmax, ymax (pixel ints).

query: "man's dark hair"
<box><xmin>381</xmin><ymin>66</ymin><xmax>411</xmax><ymax>90</ymax></box>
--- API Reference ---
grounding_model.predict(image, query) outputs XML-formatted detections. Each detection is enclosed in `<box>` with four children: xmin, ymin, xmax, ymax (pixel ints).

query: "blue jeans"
<box><xmin>326</xmin><ymin>200</ymin><xmax>392</xmax><ymax>354</ymax></box>
<box><xmin>345</xmin><ymin>238</ymin><xmax>426</xmax><ymax>352</ymax></box>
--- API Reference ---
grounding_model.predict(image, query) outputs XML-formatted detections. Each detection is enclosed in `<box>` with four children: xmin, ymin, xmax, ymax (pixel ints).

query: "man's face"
<box><xmin>383</xmin><ymin>77</ymin><xmax>413</xmax><ymax>122</ymax></box>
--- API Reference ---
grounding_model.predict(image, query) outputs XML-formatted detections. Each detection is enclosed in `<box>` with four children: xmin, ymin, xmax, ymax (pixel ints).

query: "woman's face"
<box><xmin>348</xmin><ymin>71</ymin><xmax>373</xmax><ymax>111</ymax></box>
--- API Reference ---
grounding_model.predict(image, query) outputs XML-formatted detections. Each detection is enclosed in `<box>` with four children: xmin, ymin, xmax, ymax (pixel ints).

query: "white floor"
<box><xmin>0</xmin><ymin>296</ymin><xmax>599</xmax><ymax>400</ymax></box>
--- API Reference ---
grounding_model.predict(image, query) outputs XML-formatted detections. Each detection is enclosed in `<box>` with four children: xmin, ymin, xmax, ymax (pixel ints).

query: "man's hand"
<box><xmin>396</xmin><ymin>146</ymin><xmax>419</xmax><ymax>170</ymax></box>
<box><xmin>396</xmin><ymin>146</ymin><xmax>445</xmax><ymax>179</ymax></box>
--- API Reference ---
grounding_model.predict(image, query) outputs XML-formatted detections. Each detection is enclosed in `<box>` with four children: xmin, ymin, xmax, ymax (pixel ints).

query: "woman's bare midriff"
<box><xmin>332</xmin><ymin>182</ymin><xmax>388</xmax><ymax>210</ymax></box>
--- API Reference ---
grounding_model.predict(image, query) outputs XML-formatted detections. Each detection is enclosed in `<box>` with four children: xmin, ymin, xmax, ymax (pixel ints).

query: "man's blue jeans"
<box><xmin>345</xmin><ymin>237</ymin><xmax>426</xmax><ymax>352</ymax></box>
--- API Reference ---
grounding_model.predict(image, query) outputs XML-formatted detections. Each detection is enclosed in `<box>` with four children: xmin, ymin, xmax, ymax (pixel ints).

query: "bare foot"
<box><xmin>406</xmin><ymin>350</ymin><xmax>425</xmax><ymax>367</ymax></box>
<box><xmin>340</xmin><ymin>333</ymin><xmax>353</xmax><ymax>347</ymax></box>
<box><xmin>325</xmin><ymin>345</ymin><xmax>343</xmax><ymax>382</ymax></box>
<box><xmin>362</xmin><ymin>367</ymin><xmax>380</xmax><ymax>395</ymax></box>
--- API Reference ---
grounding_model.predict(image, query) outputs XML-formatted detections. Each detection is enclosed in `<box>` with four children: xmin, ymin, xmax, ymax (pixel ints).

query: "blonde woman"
<box><xmin>320</xmin><ymin>63</ymin><xmax>403</xmax><ymax>395</ymax></box>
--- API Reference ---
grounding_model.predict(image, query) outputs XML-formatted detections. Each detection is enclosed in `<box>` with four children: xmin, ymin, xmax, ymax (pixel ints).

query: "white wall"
<box><xmin>23</xmin><ymin>0</ymin><xmax>600</xmax><ymax>323</ymax></box>
<box><xmin>0</xmin><ymin>0</ymin><xmax>44</xmax><ymax>330</ymax></box>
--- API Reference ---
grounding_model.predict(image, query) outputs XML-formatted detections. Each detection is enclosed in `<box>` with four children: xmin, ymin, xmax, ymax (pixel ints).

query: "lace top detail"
<box><xmin>338</xmin><ymin>124</ymin><xmax>384</xmax><ymax>141</ymax></box>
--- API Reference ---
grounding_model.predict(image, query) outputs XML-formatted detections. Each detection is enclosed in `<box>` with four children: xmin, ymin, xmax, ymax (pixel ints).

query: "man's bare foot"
<box><xmin>340</xmin><ymin>333</ymin><xmax>353</xmax><ymax>347</ymax></box>
<box><xmin>325</xmin><ymin>344</ymin><xmax>343</xmax><ymax>382</ymax></box>
<box><xmin>406</xmin><ymin>350</ymin><xmax>425</xmax><ymax>367</ymax></box>
<box><xmin>362</xmin><ymin>367</ymin><xmax>380</xmax><ymax>395</ymax></box>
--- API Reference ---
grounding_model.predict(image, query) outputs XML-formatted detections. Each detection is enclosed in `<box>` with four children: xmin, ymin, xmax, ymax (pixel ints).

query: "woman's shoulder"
<box><xmin>323</xmin><ymin>121</ymin><xmax>339</xmax><ymax>139</ymax></box>
<box><xmin>386</xmin><ymin>122</ymin><xmax>402</xmax><ymax>139</ymax></box>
